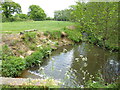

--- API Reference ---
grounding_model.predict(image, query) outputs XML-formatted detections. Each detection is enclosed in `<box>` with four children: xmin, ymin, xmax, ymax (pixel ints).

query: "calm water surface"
<box><xmin>21</xmin><ymin>42</ymin><xmax>119</xmax><ymax>87</ymax></box>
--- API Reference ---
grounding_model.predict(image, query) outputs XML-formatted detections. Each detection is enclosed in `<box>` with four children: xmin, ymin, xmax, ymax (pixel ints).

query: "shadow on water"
<box><xmin>21</xmin><ymin>42</ymin><xmax>119</xmax><ymax>87</ymax></box>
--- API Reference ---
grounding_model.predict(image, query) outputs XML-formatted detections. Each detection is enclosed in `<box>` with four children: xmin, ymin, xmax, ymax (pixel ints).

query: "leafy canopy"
<box><xmin>1</xmin><ymin>1</ymin><xmax>21</xmax><ymax>18</ymax></box>
<box><xmin>28</xmin><ymin>5</ymin><xmax>46</xmax><ymax>21</ymax></box>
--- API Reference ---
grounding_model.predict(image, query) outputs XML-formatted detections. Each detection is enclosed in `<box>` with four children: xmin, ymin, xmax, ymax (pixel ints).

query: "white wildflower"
<box><xmin>93</xmin><ymin>81</ymin><xmax>96</xmax><ymax>83</ymax></box>
<box><xmin>37</xmin><ymin>45</ymin><xmax>41</xmax><ymax>47</ymax></box>
<box><xmin>79</xmin><ymin>55</ymin><xmax>83</xmax><ymax>58</ymax></box>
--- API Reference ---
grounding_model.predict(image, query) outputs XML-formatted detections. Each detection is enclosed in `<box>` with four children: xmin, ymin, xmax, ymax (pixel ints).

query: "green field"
<box><xmin>2</xmin><ymin>21</ymin><xmax>75</xmax><ymax>33</ymax></box>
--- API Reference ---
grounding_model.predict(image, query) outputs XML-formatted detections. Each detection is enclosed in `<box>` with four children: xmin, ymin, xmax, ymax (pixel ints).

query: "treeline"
<box><xmin>54</xmin><ymin>9</ymin><xmax>71</xmax><ymax>21</ymax></box>
<box><xmin>1</xmin><ymin>1</ymin><xmax>48</xmax><ymax>22</ymax></box>
<box><xmin>54</xmin><ymin>2</ymin><xmax>119</xmax><ymax>51</ymax></box>
<box><xmin>69</xmin><ymin>2</ymin><xmax>119</xmax><ymax>51</ymax></box>
<box><xmin>1</xmin><ymin>1</ymin><xmax>71</xmax><ymax>22</ymax></box>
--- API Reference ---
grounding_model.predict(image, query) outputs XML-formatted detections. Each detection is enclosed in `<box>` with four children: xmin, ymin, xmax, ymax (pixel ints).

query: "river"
<box><xmin>21</xmin><ymin>42</ymin><xmax>119</xmax><ymax>87</ymax></box>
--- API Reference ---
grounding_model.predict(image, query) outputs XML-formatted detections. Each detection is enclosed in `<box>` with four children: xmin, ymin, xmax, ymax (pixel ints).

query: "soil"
<box><xmin>2</xmin><ymin>31</ymin><xmax>73</xmax><ymax>57</ymax></box>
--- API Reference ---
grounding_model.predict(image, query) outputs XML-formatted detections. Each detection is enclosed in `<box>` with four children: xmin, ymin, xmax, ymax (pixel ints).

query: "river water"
<box><xmin>21</xmin><ymin>42</ymin><xmax>119</xmax><ymax>87</ymax></box>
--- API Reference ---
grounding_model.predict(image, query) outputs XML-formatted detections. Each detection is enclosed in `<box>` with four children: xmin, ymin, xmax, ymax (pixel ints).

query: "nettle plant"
<box><xmin>65</xmin><ymin>30</ymin><xmax>82</xmax><ymax>43</ymax></box>
<box><xmin>2</xmin><ymin>56</ymin><xmax>26</xmax><ymax>77</ymax></box>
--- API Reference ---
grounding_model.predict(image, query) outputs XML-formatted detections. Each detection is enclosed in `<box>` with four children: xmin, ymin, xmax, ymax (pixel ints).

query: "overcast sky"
<box><xmin>13</xmin><ymin>0</ymin><xmax>77</xmax><ymax>17</ymax></box>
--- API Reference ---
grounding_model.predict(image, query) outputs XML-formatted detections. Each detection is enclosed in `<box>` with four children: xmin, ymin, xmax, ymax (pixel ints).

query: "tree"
<box><xmin>1</xmin><ymin>1</ymin><xmax>21</xmax><ymax>18</ymax></box>
<box><xmin>70</xmin><ymin>2</ymin><xmax>119</xmax><ymax>50</ymax></box>
<box><xmin>54</xmin><ymin>9</ymin><xmax>71</xmax><ymax>21</ymax></box>
<box><xmin>28</xmin><ymin>5</ymin><xmax>46</xmax><ymax>21</ymax></box>
<box><xmin>15</xmin><ymin>13</ymin><xmax>28</xmax><ymax>19</ymax></box>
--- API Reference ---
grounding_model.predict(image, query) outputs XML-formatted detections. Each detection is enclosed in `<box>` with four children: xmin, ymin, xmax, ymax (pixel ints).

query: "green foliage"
<box><xmin>38</xmin><ymin>46</ymin><xmax>52</xmax><ymax>58</ymax></box>
<box><xmin>86</xmin><ymin>80</ymin><xmax>119</xmax><ymax>88</ymax></box>
<box><xmin>2</xmin><ymin>45</ymin><xmax>14</xmax><ymax>60</ymax></box>
<box><xmin>49</xmin><ymin>31</ymin><xmax>62</xmax><ymax>39</ymax></box>
<box><xmin>85</xmin><ymin>72</ymin><xmax>120</xmax><ymax>88</ymax></box>
<box><xmin>25</xmin><ymin>46</ymin><xmax>52</xmax><ymax>67</ymax></box>
<box><xmin>54</xmin><ymin>9</ymin><xmax>71</xmax><ymax>21</ymax></box>
<box><xmin>2</xmin><ymin>45</ymin><xmax>52</xmax><ymax>77</ymax></box>
<box><xmin>28</xmin><ymin>5</ymin><xmax>46</xmax><ymax>21</ymax></box>
<box><xmin>46</xmin><ymin>17</ymin><xmax>53</xmax><ymax>20</ymax></box>
<box><xmin>65</xmin><ymin>30</ymin><xmax>82</xmax><ymax>42</ymax></box>
<box><xmin>87</xmin><ymin>34</ymin><xmax>99</xmax><ymax>44</ymax></box>
<box><xmin>15</xmin><ymin>14</ymin><xmax>28</xmax><ymax>20</ymax></box>
<box><xmin>70</xmin><ymin>2</ymin><xmax>119</xmax><ymax>51</ymax></box>
<box><xmin>25</xmin><ymin>51</ymin><xmax>43</xmax><ymax>68</ymax></box>
<box><xmin>2</xmin><ymin>1</ymin><xmax>21</xmax><ymax>22</ymax></box>
<box><xmin>29</xmin><ymin>43</ymin><xmax>36</xmax><ymax>51</ymax></box>
<box><xmin>21</xmin><ymin>32</ymin><xmax>36</xmax><ymax>43</ymax></box>
<box><xmin>43</xmin><ymin>30</ymin><xmax>62</xmax><ymax>39</ymax></box>
<box><xmin>2</xmin><ymin>56</ymin><xmax>25</xmax><ymax>77</ymax></box>
<box><xmin>13</xmin><ymin>13</ymin><xmax>29</xmax><ymax>21</ymax></box>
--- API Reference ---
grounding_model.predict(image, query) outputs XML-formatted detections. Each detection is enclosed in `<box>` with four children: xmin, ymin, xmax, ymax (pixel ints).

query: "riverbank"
<box><xmin>1</xmin><ymin>24</ymin><xmax>82</xmax><ymax>78</ymax></box>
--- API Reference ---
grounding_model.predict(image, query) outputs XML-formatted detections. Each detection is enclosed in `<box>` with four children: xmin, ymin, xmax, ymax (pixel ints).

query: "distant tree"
<box><xmin>15</xmin><ymin>13</ymin><xmax>28</xmax><ymax>19</ymax></box>
<box><xmin>46</xmin><ymin>17</ymin><xmax>53</xmax><ymax>20</ymax></box>
<box><xmin>28</xmin><ymin>5</ymin><xmax>46</xmax><ymax>21</ymax></box>
<box><xmin>54</xmin><ymin>9</ymin><xmax>71</xmax><ymax>21</ymax></box>
<box><xmin>1</xmin><ymin>1</ymin><xmax>21</xmax><ymax>18</ymax></box>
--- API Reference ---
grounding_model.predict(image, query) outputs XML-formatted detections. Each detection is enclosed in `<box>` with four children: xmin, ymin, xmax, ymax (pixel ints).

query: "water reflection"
<box><xmin>21</xmin><ymin>42</ymin><xmax>119</xmax><ymax>87</ymax></box>
<box><xmin>102</xmin><ymin>59</ymin><xmax>120</xmax><ymax>83</ymax></box>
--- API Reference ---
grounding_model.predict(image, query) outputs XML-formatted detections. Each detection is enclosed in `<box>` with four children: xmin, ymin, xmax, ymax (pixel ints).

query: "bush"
<box><xmin>38</xmin><ymin>46</ymin><xmax>52</xmax><ymax>58</ymax></box>
<box><xmin>87</xmin><ymin>34</ymin><xmax>99</xmax><ymax>44</ymax></box>
<box><xmin>2</xmin><ymin>56</ymin><xmax>25</xmax><ymax>77</ymax></box>
<box><xmin>85</xmin><ymin>80</ymin><xmax>119</xmax><ymax>88</ymax></box>
<box><xmin>25</xmin><ymin>46</ymin><xmax>52</xmax><ymax>68</ymax></box>
<box><xmin>29</xmin><ymin>43</ymin><xmax>36</xmax><ymax>50</ymax></box>
<box><xmin>25</xmin><ymin>51</ymin><xmax>43</xmax><ymax>68</ymax></box>
<box><xmin>49</xmin><ymin>31</ymin><xmax>62</xmax><ymax>39</ymax></box>
<box><xmin>21</xmin><ymin>32</ymin><xmax>36</xmax><ymax>43</ymax></box>
<box><xmin>2</xmin><ymin>45</ymin><xmax>14</xmax><ymax>60</ymax></box>
<box><xmin>65</xmin><ymin>30</ymin><xmax>82</xmax><ymax>42</ymax></box>
<box><xmin>15</xmin><ymin>14</ymin><xmax>28</xmax><ymax>20</ymax></box>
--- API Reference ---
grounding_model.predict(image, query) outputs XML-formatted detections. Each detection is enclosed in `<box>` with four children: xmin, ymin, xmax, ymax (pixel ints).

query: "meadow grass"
<box><xmin>2</xmin><ymin>20</ymin><xmax>75</xmax><ymax>33</ymax></box>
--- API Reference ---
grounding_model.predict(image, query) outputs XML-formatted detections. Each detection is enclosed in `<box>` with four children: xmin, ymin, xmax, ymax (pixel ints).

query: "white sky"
<box><xmin>12</xmin><ymin>0</ymin><xmax>77</xmax><ymax>17</ymax></box>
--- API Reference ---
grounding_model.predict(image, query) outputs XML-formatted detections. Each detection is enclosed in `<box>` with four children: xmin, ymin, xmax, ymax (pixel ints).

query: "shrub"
<box><xmin>2</xmin><ymin>45</ymin><xmax>14</xmax><ymax>60</ymax></box>
<box><xmin>87</xmin><ymin>34</ymin><xmax>99</xmax><ymax>44</ymax></box>
<box><xmin>85</xmin><ymin>72</ymin><xmax>120</xmax><ymax>88</ymax></box>
<box><xmin>15</xmin><ymin>14</ymin><xmax>28</xmax><ymax>20</ymax></box>
<box><xmin>38</xmin><ymin>46</ymin><xmax>52</xmax><ymax>58</ymax></box>
<box><xmin>2</xmin><ymin>56</ymin><xmax>25</xmax><ymax>77</ymax></box>
<box><xmin>43</xmin><ymin>31</ymin><xmax>50</xmax><ymax>36</ymax></box>
<box><xmin>49</xmin><ymin>31</ymin><xmax>62</xmax><ymax>39</ymax></box>
<box><xmin>25</xmin><ymin>51</ymin><xmax>43</xmax><ymax>68</ymax></box>
<box><xmin>21</xmin><ymin>32</ymin><xmax>36</xmax><ymax>43</ymax></box>
<box><xmin>29</xmin><ymin>43</ymin><xmax>36</xmax><ymax>50</ymax></box>
<box><xmin>65</xmin><ymin>30</ymin><xmax>82</xmax><ymax>42</ymax></box>
<box><xmin>85</xmin><ymin>80</ymin><xmax>119</xmax><ymax>88</ymax></box>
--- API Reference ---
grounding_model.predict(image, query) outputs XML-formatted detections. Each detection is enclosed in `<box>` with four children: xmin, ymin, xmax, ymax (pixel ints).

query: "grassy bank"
<box><xmin>1</xmin><ymin>24</ymin><xmax>82</xmax><ymax>88</ymax></box>
<box><xmin>1</xmin><ymin>20</ymin><xmax>75</xmax><ymax>33</ymax></box>
<box><xmin>1</xmin><ymin>21</ymin><xmax>82</xmax><ymax>77</ymax></box>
